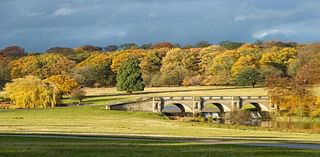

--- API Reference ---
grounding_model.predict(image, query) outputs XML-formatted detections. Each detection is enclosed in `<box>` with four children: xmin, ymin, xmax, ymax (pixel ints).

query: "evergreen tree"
<box><xmin>235</xmin><ymin>67</ymin><xmax>263</xmax><ymax>88</ymax></box>
<box><xmin>116</xmin><ymin>56</ymin><xmax>144</xmax><ymax>93</ymax></box>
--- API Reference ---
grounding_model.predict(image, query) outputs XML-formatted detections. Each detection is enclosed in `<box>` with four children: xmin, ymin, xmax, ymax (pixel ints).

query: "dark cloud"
<box><xmin>0</xmin><ymin>0</ymin><xmax>320</xmax><ymax>52</ymax></box>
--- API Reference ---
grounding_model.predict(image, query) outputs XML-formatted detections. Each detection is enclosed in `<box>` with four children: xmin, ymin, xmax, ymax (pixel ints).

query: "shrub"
<box><xmin>70</xmin><ymin>88</ymin><xmax>86</xmax><ymax>105</ymax></box>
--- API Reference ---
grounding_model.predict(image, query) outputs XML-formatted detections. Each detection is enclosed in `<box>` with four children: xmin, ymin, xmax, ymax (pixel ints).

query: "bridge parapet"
<box><xmin>106</xmin><ymin>96</ymin><xmax>274</xmax><ymax>113</ymax></box>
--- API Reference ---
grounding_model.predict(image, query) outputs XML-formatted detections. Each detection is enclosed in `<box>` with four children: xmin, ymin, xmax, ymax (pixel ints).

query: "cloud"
<box><xmin>252</xmin><ymin>29</ymin><xmax>292</xmax><ymax>39</ymax></box>
<box><xmin>17</xmin><ymin>9</ymin><xmax>43</xmax><ymax>17</ymax></box>
<box><xmin>53</xmin><ymin>4</ymin><xmax>76</xmax><ymax>16</ymax></box>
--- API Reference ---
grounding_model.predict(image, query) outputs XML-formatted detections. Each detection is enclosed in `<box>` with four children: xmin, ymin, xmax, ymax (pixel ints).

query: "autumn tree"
<box><xmin>0</xmin><ymin>56</ymin><xmax>11</xmax><ymax>89</ymax></box>
<box><xmin>260</xmin><ymin>47</ymin><xmax>298</xmax><ymax>76</ymax></box>
<box><xmin>267</xmin><ymin>76</ymin><xmax>316</xmax><ymax>116</ymax></box>
<box><xmin>195</xmin><ymin>41</ymin><xmax>211</xmax><ymax>48</ymax></box>
<box><xmin>5</xmin><ymin>76</ymin><xmax>59</xmax><ymax>108</ymax></box>
<box><xmin>199</xmin><ymin>45</ymin><xmax>225</xmax><ymax>74</ymax></box>
<box><xmin>140</xmin><ymin>43</ymin><xmax>153</xmax><ymax>49</ymax></box>
<box><xmin>219</xmin><ymin>41</ymin><xmax>244</xmax><ymax>50</ymax></box>
<box><xmin>104</xmin><ymin>45</ymin><xmax>118</xmax><ymax>52</ymax></box>
<box><xmin>45</xmin><ymin>75</ymin><xmax>79</xmax><ymax>95</ymax></box>
<box><xmin>119</xmin><ymin>43</ymin><xmax>138</xmax><ymax>50</ymax></box>
<box><xmin>237</xmin><ymin>44</ymin><xmax>261</xmax><ymax>57</ymax></box>
<box><xmin>111</xmin><ymin>49</ymin><xmax>146</xmax><ymax>72</ymax></box>
<box><xmin>231</xmin><ymin>55</ymin><xmax>260</xmax><ymax>77</ymax></box>
<box><xmin>209</xmin><ymin>50</ymin><xmax>240</xmax><ymax>85</ymax></box>
<box><xmin>151</xmin><ymin>42</ymin><xmax>173</xmax><ymax>49</ymax></box>
<box><xmin>39</xmin><ymin>54</ymin><xmax>77</xmax><ymax>78</ymax></box>
<box><xmin>116</xmin><ymin>56</ymin><xmax>144</xmax><ymax>93</ymax></box>
<box><xmin>140</xmin><ymin>51</ymin><xmax>162</xmax><ymax>86</ymax></box>
<box><xmin>262</xmin><ymin>41</ymin><xmax>298</xmax><ymax>48</ymax></box>
<box><xmin>47</xmin><ymin>47</ymin><xmax>75</xmax><ymax>56</ymax></box>
<box><xmin>0</xmin><ymin>46</ymin><xmax>25</xmax><ymax>58</ymax></box>
<box><xmin>79</xmin><ymin>45</ymin><xmax>102</xmax><ymax>52</ymax></box>
<box><xmin>160</xmin><ymin>48</ymin><xmax>187</xmax><ymax>86</ymax></box>
<box><xmin>75</xmin><ymin>53</ymin><xmax>114</xmax><ymax>87</ymax></box>
<box><xmin>10</xmin><ymin>54</ymin><xmax>76</xmax><ymax>79</ymax></box>
<box><xmin>10</xmin><ymin>55</ymin><xmax>42</xmax><ymax>79</ymax></box>
<box><xmin>70</xmin><ymin>88</ymin><xmax>86</xmax><ymax>106</ymax></box>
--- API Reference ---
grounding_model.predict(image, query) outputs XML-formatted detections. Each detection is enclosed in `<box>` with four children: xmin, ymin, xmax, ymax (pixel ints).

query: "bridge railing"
<box><xmin>152</xmin><ymin>96</ymin><xmax>270</xmax><ymax>101</ymax></box>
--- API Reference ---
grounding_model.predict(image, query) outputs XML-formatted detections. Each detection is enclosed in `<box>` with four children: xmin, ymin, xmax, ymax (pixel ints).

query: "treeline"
<box><xmin>0</xmin><ymin>41</ymin><xmax>320</xmax><ymax>116</ymax></box>
<box><xmin>0</xmin><ymin>40</ymin><xmax>301</xmax><ymax>88</ymax></box>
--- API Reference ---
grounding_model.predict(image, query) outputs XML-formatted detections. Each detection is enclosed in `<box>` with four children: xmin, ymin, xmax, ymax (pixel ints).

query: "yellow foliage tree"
<box><xmin>45</xmin><ymin>75</ymin><xmax>79</xmax><ymax>95</ymax></box>
<box><xmin>5</xmin><ymin>76</ymin><xmax>59</xmax><ymax>109</ymax></box>
<box><xmin>10</xmin><ymin>54</ymin><xmax>76</xmax><ymax>79</ymax></box>
<box><xmin>10</xmin><ymin>55</ymin><xmax>42</xmax><ymax>79</ymax></box>
<box><xmin>260</xmin><ymin>47</ymin><xmax>298</xmax><ymax>75</ymax></box>
<box><xmin>209</xmin><ymin>50</ymin><xmax>240</xmax><ymax>85</ymax></box>
<box><xmin>111</xmin><ymin>49</ymin><xmax>146</xmax><ymax>72</ymax></box>
<box><xmin>199</xmin><ymin>45</ymin><xmax>225</xmax><ymax>74</ymax></box>
<box><xmin>231</xmin><ymin>55</ymin><xmax>259</xmax><ymax>77</ymax></box>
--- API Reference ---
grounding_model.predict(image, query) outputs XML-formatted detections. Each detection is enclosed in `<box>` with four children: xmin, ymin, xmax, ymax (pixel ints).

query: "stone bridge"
<box><xmin>106</xmin><ymin>96</ymin><xmax>277</xmax><ymax>114</ymax></box>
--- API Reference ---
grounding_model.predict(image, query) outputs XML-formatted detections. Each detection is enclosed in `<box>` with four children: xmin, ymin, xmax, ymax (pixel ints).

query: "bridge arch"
<box><xmin>241</xmin><ymin>102</ymin><xmax>269</xmax><ymax>112</ymax></box>
<box><xmin>202</xmin><ymin>103</ymin><xmax>231</xmax><ymax>113</ymax></box>
<box><xmin>162</xmin><ymin>103</ymin><xmax>192</xmax><ymax>113</ymax></box>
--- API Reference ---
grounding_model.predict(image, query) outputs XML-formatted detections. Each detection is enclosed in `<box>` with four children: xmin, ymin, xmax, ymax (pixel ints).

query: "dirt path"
<box><xmin>1</xmin><ymin>134</ymin><xmax>320</xmax><ymax>149</ymax></box>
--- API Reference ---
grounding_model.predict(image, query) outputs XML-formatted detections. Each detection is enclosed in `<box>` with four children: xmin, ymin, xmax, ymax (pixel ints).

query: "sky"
<box><xmin>1</xmin><ymin>0</ymin><xmax>320</xmax><ymax>52</ymax></box>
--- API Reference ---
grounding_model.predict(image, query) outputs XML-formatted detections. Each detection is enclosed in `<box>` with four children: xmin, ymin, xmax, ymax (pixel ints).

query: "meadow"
<box><xmin>1</xmin><ymin>86</ymin><xmax>320</xmax><ymax>156</ymax></box>
<box><xmin>61</xmin><ymin>86</ymin><xmax>267</xmax><ymax>105</ymax></box>
<box><xmin>1</xmin><ymin>135</ymin><xmax>320</xmax><ymax>157</ymax></box>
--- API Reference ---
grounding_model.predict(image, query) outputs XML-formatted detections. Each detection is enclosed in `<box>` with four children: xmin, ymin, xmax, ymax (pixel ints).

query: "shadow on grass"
<box><xmin>0</xmin><ymin>133</ymin><xmax>320</xmax><ymax>157</ymax></box>
<box><xmin>0</xmin><ymin>133</ymin><xmax>319</xmax><ymax>145</ymax></box>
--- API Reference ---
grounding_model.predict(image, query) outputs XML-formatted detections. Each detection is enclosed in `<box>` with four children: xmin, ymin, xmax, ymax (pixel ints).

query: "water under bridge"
<box><xmin>106</xmin><ymin>96</ymin><xmax>277</xmax><ymax>114</ymax></box>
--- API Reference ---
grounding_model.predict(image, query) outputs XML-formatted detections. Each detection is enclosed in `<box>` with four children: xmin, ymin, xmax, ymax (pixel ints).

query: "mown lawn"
<box><xmin>0</xmin><ymin>136</ymin><xmax>319</xmax><ymax>157</ymax></box>
<box><xmin>1</xmin><ymin>105</ymin><xmax>320</xmax><ymax>143</ymax></box>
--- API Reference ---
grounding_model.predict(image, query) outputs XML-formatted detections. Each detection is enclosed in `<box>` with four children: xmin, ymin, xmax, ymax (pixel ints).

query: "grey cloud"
<box><xmin>0</xmin><ymin>0</ymin><xmax>319</xmax><ymax>52</ymax></box>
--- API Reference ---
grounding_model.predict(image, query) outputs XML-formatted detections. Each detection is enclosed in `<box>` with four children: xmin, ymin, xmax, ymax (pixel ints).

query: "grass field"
<box><xmin>62</xmin><ymin>86</ymin><xmax>267</xmax><ymax>105</ymax></box>
<box><xmin>1</xmin><ymin>136</ymin><xmax>320</xmax><ymax>157</ymax></box>
<box><xmin>1</xmin><ymin>86</ymin><xmax>320</xmax><ymax>156</ymax></box>
<box><xmin>1</xmin><ymin>105</ymin><xmax>320</xmax><ymax>143</ymax></box>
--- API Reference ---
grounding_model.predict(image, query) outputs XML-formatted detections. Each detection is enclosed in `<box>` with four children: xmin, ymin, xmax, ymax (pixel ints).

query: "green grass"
<box><xmin>0</xmin><ymin>136</ymin><xmax>319</xmax><ymax>157</ymax></box>
<box><xmin>61</xmin><ymin>86</ymin><xmax>267</xmax><ymax>105</ymax></box>
<box><xmin>1</xmin><ymin>105</ymin><xmax>320</xmax><ymax>143</ymax></box>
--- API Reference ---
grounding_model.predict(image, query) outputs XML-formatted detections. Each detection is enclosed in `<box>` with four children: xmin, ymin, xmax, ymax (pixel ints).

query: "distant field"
<box><xmin>2</xmin><ymin>85</ymin><xmax>319</xmax><ymax>105</ymax></box>
<box><xmin>62</xmin><ymin>86</ymin><xmax>267</xmax><ymax>105</ymax></box>
<box><xmin>1</xmin><ymin>136</ymin><xmax>320</xmax><ymax>157</ymax></box>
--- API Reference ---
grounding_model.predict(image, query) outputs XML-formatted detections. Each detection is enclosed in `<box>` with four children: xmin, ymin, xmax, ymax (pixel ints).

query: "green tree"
<box><xmin>116</xmin><ymin>56</ymin><xmax>144</xmax><ymax>93</ymax></box>
<box><xmin>5</xmin><ymin>76</ymin><xmax>59</xmax><ymax>109</ymax></box>
<box><xmin>235</xmin><ymin>67</ymin><xmax>263</xmax><ymax>88</ymax></box>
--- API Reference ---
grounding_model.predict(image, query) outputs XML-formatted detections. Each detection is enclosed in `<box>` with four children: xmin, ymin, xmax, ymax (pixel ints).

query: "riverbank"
<box><xmin>276</xmin><ymin>116</ymin><xmax>320</xmax><ymax>123</ymax></box>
